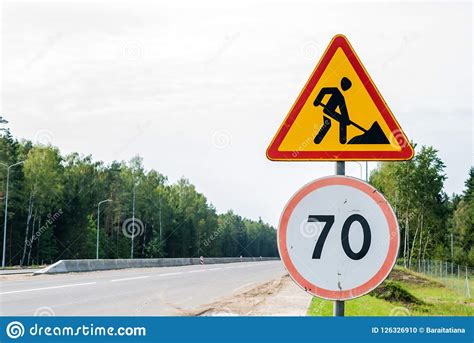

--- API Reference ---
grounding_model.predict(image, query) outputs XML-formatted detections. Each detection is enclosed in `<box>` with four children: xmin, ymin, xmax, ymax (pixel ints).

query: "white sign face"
<box><xmin>278</xmin><ymin>176</ymin><xmax>399</xmax><ymax>300</ymax></box>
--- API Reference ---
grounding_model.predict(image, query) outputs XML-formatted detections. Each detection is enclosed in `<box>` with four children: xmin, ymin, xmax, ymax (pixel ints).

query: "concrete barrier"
<box><xmin>34</xmin><ymin>257</ymin><xmax>280</xmax><ymax>275</ymax></box>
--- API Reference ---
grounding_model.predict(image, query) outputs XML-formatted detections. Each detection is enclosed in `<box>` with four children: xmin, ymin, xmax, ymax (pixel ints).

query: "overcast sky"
<box><xmin>1</xmin><ymin>0</ymin><xmax>472</xmax><ymax>226</ymax></box>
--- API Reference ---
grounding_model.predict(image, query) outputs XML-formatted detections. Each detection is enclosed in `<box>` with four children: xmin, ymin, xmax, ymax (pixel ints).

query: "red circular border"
<box><xmin>278</xmin><ymin>176</ymin><xmax>399</xmax><ymax>300</ymax></box>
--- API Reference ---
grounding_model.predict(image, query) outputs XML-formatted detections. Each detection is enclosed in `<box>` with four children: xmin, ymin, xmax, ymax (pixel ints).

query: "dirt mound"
<box><xmin>348</xmin><ymin>122</ymin><xmax>389</xmax><ymax>144</ymax></box>
<box><xmin>388</xmin><ymin>268</ymin><xmax>439</xmax><ymax>286</ymax></box>
<box><xmin>371</xmin><ymin>280</ymin><xmax>424</xmax><ymax>305</ymax></box>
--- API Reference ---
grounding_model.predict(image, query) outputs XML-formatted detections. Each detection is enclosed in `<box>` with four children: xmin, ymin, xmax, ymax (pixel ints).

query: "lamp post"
<box><xmin>159</xmin><ymin>197</ymin><xmax>162</xmax><ymax>242</ymax></box>
<box><xmin>130</xmin><ymin>181</ymin><xmax>139</xmax><ymax>259</ymax></box>
<box><xmin>1</xmin><ymin>161</ymin><xmax>24</xmax><ymax>268</ymax></box>
<box><xmin>351</xmin><ymin>161</ymin><xmax>363</xmax><ymax>180</ymax></box>
<box><xmin>365</xmin><ymin>161</ymin><xmax>369</xmax><ymax>181</ymax></box>
<box><xmin>97</xmin><ymin>199</ymin><xmax>112</xmax><ymax>260</ymax></box>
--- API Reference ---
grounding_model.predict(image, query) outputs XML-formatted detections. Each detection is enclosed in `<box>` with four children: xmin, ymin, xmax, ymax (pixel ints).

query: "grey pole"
<box><xmin>352</xmin><ymin>162</ymin><xmax>363</xmax><ymax>180</ymax></box>
<box><xmin>159</xmin><ymin>198</ymin><xmax>162</xmax><ymax>242</ymax></box>
<box><xmin>451</xmin><ymin>233</ymin><xmax>454</xmax><ymax>260</ymax></box>
<box><xmin>2</xmin><ymin>161</ymin><xmax>24</xmax><ymax>268</ymax></box>
<box><xmin>466</xmin><ymin>266</ymin><xmax>471</xmax><ymax>298</ymax></box>
<box><xmin>458</xmin><ymin>265</ymin><xmax>460</xmax><ymax>292</ymax></box>
<box><xmin>334</xmin><ymin>161</ymin><xmax>345</xmax><ymax>316</ymax></box>
<box><xmin>96</xmin><ymin>199</ymin><xmax>112</xmax><ymax>259</ymax></box>
<box><xmin>365</xmin><ymin>161</ymin><xmax>368</xmax><ymax>181</ymax></box>
<box><xmin>96</xmin><ymin>204</ymin><xmax>99</xmax><ymax>259</ymax></box>
<box><xmin>335</xmin><ymin>161</ymin><xmax>345</xmax><ymax>176</ymax></box>
<box><xmin>445</xmin><ymin>261</ymin><xmax>448</xmax><ymax>285</ymax></box>
<box><xmin>131</xmin><ymin>183</ymin><xmax>136</xmax><ymax>259</ymax></box>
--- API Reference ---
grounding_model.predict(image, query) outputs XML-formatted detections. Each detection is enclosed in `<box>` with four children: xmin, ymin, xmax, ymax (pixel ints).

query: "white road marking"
<box><xmin>110</xmin><ymin>276</ymin><xmax>150</xmax><ymax>282</ymax></box>
<box><xmin>188</xmin><ymin>270</ymin><xmax>206</xmax><ymax>273</ymax></box>
<box><xmin>159</xmin><ymin>272</ymin><xmax>183</xmax><ymax>277</ymax></box>
<box><xmin>0</xmin><ymin>282</ymin><xmax>96</xmax><ymax>295</ymax></box>
<box><xmin>207</xmin><ymin>267</ymin><xmax>222</xmax><ymax>271</ymax></box>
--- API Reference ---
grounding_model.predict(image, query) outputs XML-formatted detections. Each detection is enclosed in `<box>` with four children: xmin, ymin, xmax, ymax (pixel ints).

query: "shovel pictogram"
<box><xmin>313</xmin><ymin>76</ymin><xmax>389</xmax><ymax>145</ymax></box>
<box><xmin>316</xmin><ymin>103</ymin><xmax>390</xmax><ymax>145</ymax></box>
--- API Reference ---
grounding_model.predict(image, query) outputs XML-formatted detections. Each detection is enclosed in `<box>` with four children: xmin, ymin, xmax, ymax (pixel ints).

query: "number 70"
<box><xmin>309</xmin><ymin>214</ymin><xmax>371</xmax><ymax>260</ymax></box>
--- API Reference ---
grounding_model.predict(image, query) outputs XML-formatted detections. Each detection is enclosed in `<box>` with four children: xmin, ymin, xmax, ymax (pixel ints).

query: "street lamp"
<box><xmin>1</xmin><ymin>160</ymin><xmax>24</xmax><ymax>268</ymax></box>
<box><xmin>366</xmin><ymin>161</ymin><xmax>369</xmax><ymax>182</ymax></box>
<box><xmin>97</xmin><ymin>199</ymin><xmax>112</xmax><ymax>260</ymax></box>
<box><xmin>130</xmin><ymin>181</ymin><xmax>139</xmax><ymax>259</ymax></box>
<box><xmin>159</xmin><ymin>197</ymin><xmax>162</xmax><ymax>242</ymax></box>
<box><xmin>351</xmin><ymin>161</ymin><xmax>363</xmax><ymax>180</ymax></box>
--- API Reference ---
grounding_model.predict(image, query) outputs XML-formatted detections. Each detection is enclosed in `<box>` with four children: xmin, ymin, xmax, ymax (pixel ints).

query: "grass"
<box><xmin>307</xmin><ymin>267</ymin><xmax>473</xmax><ymax>316</ymax></box>
<box><xmin>308</xmin><ymin>293</ymin><xmax>396</xmax><ymax>316</ymax></box>
<box><xmin>424</xmin><ymin>273</ymin><xmax>474</xmax><ymax>297</ymax></box>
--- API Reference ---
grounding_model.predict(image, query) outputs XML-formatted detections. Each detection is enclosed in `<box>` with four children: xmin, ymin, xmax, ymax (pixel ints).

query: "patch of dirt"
<box><xmin>371</xmin><ymin>280</ymin><xmax>424</xmax><ymax>305</ymax></box>
<box><xmin>0</xmin><ymin>274</ymin><xmax>34</xmax><ymax>282</ymax></box>
<box><xmin>388</xmin><ymin>268</ymin><xmax>440</xmax><ymax>287</ymax></box>
<box><xmin>188</xmin><ymin>276</ymin><xmax>286</xmax><ymax>316</ymax></box>
<box><xmin>186</xmin><ymin>275</ymin><xmax>311</xmax><ymax>316</ymax></box>
<box><xmin>457</xmin><ymin>300</ymin><xmax>474</xmax><ymax>307</ymax></box>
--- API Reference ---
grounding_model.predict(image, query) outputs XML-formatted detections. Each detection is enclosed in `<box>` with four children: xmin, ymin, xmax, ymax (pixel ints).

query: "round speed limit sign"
<box><xmin>278</xmin><ymin>176</ymin><xmax>399</xmax><ymax>300</ymax></box>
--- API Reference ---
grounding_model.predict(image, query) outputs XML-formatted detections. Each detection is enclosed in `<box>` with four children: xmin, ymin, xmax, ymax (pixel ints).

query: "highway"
<box><xmin>0</xmin><ymin>261</ymin><xmax>286</xmax><ymax>316</ymax></box>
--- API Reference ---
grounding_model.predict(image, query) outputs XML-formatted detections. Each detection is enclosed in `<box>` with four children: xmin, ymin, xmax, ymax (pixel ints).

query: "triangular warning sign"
<box><xmin>266</xmin><ymin>35</ymin><xmax>413</xmax><ymax>161</ymax></box>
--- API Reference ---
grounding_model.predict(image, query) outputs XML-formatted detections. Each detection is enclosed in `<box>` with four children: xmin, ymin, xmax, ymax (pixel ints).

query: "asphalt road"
<box><xmin>0</xmin><ymin>261</ymin><xmax>286</xmax><ymax>316</ymax></box>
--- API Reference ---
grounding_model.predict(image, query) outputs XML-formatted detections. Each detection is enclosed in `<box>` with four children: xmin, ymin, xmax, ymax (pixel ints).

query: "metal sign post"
<box><xmin>334</xmin><ymin>300</ymin><xmax>345</xmax><ymax>317</ymax></box>
<box><xmin>334</xmin><ymin>161</ymin><xmax>345</xmax><ymax>316</ymax></box>
<box><xmin>335</xmin><ymin>161</ymin><xmax>345</xmax><ymax>176</ymax></box>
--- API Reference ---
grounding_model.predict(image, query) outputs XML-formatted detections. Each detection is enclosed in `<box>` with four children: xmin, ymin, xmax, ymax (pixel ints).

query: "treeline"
<box><xmin>371</xmin><ymin>145</ymin><xmax>473</xmax><ymax>267</ymax></box>
<box><xmin>2</xmin><ymin>116</ymin><xmax>472</xmax><ymax>268</ymax></box>
<box><xmin>0</xmin><ymin>123</ymin><xmax>277</xmax><ymax>266</ymax></box>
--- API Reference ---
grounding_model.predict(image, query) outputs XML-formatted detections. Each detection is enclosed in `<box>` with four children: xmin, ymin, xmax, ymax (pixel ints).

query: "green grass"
<box><xmin>307</xmin><ymin>267</ymin><xmax>473</xmax><ymax>316</ymax></box>
<box><xmin>308</xmin><ymin>294</ymin><xmax>397</xmax><ymax>316</ymax></box>
<box><xmin>423</xmin><ymin>274</ymin><xmax>474</xmax><ymax>297</ymax></box>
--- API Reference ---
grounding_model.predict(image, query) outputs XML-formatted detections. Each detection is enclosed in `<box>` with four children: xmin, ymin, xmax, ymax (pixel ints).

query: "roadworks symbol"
<box><xmin>266</xmin><ymin>34</ymin><xmax>413</xmax><ymax>161</ymax></box>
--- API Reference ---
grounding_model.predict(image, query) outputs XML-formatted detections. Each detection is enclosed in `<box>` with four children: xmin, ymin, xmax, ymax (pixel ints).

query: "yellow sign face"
<box><xmin>266</xmin><ymin>35</ymin><xmax>413</xmax><ymax>161</ymax></box>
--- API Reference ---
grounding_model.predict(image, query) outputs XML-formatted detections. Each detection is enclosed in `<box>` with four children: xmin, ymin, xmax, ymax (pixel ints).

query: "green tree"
<box><xmin>452</xmin><ymin>168</ymin><xmax>474</xmax><ymax>265</ymax></box>
<box><xmin>371</xmin><ymin>145</ymin><xmax>447</xmax><ymax>267</ymax></box>
<box><xmin>21</xmin><ymin>146</ymin><xmax>64</xmax><ymax>265</ymax></box>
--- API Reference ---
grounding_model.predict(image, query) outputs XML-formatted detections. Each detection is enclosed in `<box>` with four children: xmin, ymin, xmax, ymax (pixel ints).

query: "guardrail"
<box><xmin>34</xmin><ymin>257</ymin><xmax>280</xmax><ymax>275</ymax></box>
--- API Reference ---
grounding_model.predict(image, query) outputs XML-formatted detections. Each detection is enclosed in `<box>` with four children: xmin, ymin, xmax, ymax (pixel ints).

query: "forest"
<box><xmin>0</xmin><ymin>116</ymin><xmax>472</xmax><ymax>268</ymax></box>
<box><xmin>0</xmin><ymin>118</ymin><xmax>278</xmax><ymax>266</ymax></box>
<box><xmin>371</xmin><ymin>145</ymin><xmax>473</xmax><ymax>268</ymax></box>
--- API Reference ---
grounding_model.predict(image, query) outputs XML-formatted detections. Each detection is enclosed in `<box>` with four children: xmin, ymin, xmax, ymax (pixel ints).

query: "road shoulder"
<box><xmin>191</xmin><ymin>274</ymin><xmax>312</xmax><ymax>316</ymax></box>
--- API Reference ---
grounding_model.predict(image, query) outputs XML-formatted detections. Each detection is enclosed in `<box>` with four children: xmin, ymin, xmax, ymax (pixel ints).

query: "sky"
<box><xmin>1</xmin><ymin>0</ymin><xmax>472</xmax><ymax>227</ymax></box>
